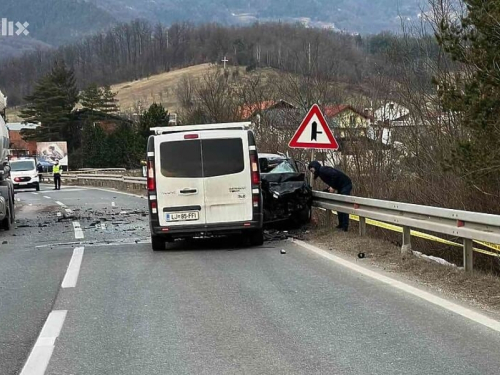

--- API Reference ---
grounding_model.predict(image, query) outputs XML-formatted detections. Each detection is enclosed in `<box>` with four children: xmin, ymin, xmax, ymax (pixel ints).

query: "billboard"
<box><xmin>36</xmin><ymin>142</ymin><xmax>68</xmax><ymax>167</ymax></box>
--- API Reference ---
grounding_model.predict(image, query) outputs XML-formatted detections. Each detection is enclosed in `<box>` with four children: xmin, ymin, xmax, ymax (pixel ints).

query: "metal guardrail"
<box><xmin>58</xmin><ymin>172</ymin><xmax>500</xmax><ymax>272</ymax></box>
<box><xmin>313</xmin><ymin>191</ymin><xmax>500</xmax><ymax>272</ymax></box>
<box><xmin>75</xmin><ymin>168</ymin><xmax>127</xmax><ymax>174</ymax></box>
<box><xmin>62</xmin><ymin>174</ymin><xmax>147</xmax><ymax>186</ymax></box>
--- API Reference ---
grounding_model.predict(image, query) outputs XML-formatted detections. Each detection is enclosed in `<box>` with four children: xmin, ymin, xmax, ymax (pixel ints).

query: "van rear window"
<box><xmin>160</xmin><ymin>140</ymin><xmax>202</xmax><ymax>178</ymax></box>
<box><xmin>202</xmin><ymin>139</ymin><xmax>244</xmax><ymax>177</ymax></box>
<box><xmin>160</xmin><ymin>138</ymin><xmax>244</xmax><ymax>178</ymax></box>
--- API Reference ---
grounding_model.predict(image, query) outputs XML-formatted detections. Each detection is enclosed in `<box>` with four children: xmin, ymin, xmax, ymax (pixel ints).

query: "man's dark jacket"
<box><xmin>308</xmin><ymin>161</ymin><xmax>351</xmax><ymax>191</ymax></box>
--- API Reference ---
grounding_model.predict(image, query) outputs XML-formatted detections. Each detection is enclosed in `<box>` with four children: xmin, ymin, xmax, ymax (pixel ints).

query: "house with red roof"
<box><xmin>323</xmin><ymin>105</ymin><xmax>373</xmax><ymax>140</ymax></box>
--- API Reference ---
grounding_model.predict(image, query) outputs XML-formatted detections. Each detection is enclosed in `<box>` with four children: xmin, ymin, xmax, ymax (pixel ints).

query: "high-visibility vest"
<box><xmin>53</xmin><ymin>165</ymin><xmax>61</xmax><ymax>174</ymax></box>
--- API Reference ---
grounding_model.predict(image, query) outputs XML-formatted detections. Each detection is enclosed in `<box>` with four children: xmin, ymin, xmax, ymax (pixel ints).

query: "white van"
<box><xmin>147</xmin><ymin>123</ymin><xmax>264</xmax><ymax>250</ymax></box>
<box><xmin>10</xmin><ymin>158</ymin><xmax>40</xmax><ymax>191</ymax></box>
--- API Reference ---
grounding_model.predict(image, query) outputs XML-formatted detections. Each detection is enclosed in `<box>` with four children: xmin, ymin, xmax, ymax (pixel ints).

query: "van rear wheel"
<box><xmin>1</xmin><ymin>207</ymin><xmax>11</xmax><ymax>231</ymax></box>
<box><xmin>248</xmin><ymin>229</ymin><xmax>264</xmax><ymax>247</ymax></box>
<box><xmin>151</xmin><ymin>235</ymin><xmax>165</xmax><ymax>251</ymax></box>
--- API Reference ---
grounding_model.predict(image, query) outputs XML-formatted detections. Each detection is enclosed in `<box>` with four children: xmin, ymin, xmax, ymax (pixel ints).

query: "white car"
<box><xmin>147</xmin><ymin>123</ymin><xmax>264</xmax><ymax>250</ymax></box>
<box><xmin>10</xmin><ymin>159</ymin><xmax>40</xmax><ymax>191</ymax></box>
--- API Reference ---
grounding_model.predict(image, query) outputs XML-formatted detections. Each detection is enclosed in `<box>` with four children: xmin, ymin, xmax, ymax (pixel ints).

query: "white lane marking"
<box><xmin>61</xmin><ymin>247</ymin><xmax>84</xmax><ymax>288</ymax></box>
<box><xmin>111</xmin><ymin>202</ymin><xmax>116</xmax><ymax>207</ymax></box>
<box><xmin>32</xmin><ymin>192</ymin><xmax>39</xmax><ymax>195</ymax></box>
<box><xmin>295</xmin><ymin>240</ymin><xmax>500</xmax><ymax>333</ymax></box>
<box><xmin>55</xmin><ymin>201</ymin><xmax>66</xmax><ymax>207</ymax></box>
<box><xmin>72</xmin><ymin>222</ymin><xmax>84</xmax><ymax>239</ymax></box>
<box><xmin>43</xmin><ymin>196</ymin><xmax>51</xmax><ymax>199</ymax></box>
<box><xmin>20</xmin><ymin>310</ymin><xmax>67</xmax><ymax>375</ymax></box>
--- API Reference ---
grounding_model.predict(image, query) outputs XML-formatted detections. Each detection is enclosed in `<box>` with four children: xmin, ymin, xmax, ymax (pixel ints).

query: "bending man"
<box><xmin>308</xmin><ymin>161</ymin><xmax>352</xmax><ymax>231</ymax></box>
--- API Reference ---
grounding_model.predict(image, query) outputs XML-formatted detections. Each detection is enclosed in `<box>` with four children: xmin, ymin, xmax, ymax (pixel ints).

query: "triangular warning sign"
<box><xmin>288</xmin><ymin>104</ymin><xmax>339</xmax><ymax>150</ymax></box>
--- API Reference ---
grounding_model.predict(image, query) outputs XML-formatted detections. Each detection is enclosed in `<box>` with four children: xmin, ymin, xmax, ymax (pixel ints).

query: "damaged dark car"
<box><xmin>259</xmin><ymin>153</ymin><xmax>313</xmax><ymax>227</ymax></box>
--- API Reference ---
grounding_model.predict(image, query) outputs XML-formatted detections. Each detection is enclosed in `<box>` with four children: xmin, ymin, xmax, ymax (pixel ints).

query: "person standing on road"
<box><xmin>53</xmin><ymin>160</ymin><xmax>62</xmax><ymax>190</ymax></box>
<box><xmin>308</xmin><ymin>161</ymin><xmax>352</xmax><ymax>231</ymax></box>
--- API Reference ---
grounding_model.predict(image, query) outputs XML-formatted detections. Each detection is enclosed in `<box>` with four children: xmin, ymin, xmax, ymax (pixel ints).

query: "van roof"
<box><xmin>150</xmin><ymin>122</ymin><xmax>252</xmax><ymax>135</ymax></box>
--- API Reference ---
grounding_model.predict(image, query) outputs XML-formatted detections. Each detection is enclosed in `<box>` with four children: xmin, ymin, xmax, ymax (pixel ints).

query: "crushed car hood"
<box><xmin>261</xmin><ymin>173</ymin><xmax>308</xmax><ymax>195</ymax></box>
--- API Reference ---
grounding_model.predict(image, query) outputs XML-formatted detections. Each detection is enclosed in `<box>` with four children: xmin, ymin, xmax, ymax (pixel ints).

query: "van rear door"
<box><xmin>200</xmin><ymin>131</ymin><xmax>253</xmax><ymax>224</ymax></box>
<box><xmin>155</xmin><ymin>133</ymin><xmax>206</xmax><ymax>227</ymax></box>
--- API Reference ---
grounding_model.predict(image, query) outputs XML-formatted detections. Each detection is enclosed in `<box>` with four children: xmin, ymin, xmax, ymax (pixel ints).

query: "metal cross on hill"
<box><xmin>222</xmin><ymin>56</ymin><xmax>228</xmax><ymax>70</ymax></box>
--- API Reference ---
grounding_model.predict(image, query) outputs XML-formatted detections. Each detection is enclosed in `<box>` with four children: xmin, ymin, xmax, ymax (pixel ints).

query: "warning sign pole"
<box><xmin>309</xmin><ymin>148</ymin><xmax>315</xmax><ymax>185</ymax></box>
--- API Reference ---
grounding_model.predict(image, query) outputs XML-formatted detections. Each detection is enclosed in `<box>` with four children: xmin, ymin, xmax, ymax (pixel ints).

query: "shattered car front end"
<box><xmin>259</xmin><ymin>154</ymin><xmax>313</xmax><ymax>226</ymax></box>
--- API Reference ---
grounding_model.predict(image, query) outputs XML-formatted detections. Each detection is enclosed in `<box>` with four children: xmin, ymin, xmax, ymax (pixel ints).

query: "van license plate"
<box><xmin>166</xmin><ymin>211</ymin><xmax>199</xmax><ymax>222</ymax></box>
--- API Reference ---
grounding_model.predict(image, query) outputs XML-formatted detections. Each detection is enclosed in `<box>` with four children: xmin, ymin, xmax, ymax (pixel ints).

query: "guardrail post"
<box><xmin>359</xmin><ymin>217</ymin><xmax>367</xmax><ymax>236</ymax></box>
<box><xmin>326</xmin><ymin>210</ymin><xmax>335</xmax><ymax>228</ymax></box>
<box><xmin>463</xmin><ymin>238</ymin><xmax>473</xmax><ymax>272</ymax></box>
<box><xmin>401</xmin><ymin>226</ymin><xmax>412</xmax><ymax>256</ymax></box>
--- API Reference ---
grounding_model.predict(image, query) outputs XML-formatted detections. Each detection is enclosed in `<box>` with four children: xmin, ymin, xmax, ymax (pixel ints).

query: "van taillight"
<box><xmin>151</xmin><ymin>200</ymin><xmax>158</xmax><ymax>214</ymax></box>
<box><xmin>184</xmin><ymin>134</ymin><xmax>199</xmax><ymax>139</ymax></box>
<box><xmin>250</xmin><ymin>154</ymin><xmax>260</xmax><ymax>185</ymax></box>
<box><xmin>252</xmin><ymin>195</ymin><xmax>259</xmax><ymax>208</ymax></box>
<box><xmin>147</xmin><ymin>160</ymin><xmax>155</xmax><ymax>191</ymax></box>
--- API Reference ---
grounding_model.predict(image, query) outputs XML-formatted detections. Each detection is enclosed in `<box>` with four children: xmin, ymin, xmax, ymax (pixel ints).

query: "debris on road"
<box><xmin>280</xmin><ymin>249</ymin><xmax>287</xmax><ymax>254</ymax></box>
<box><xmin>264</xmin><ymin>228</ymin><xmax>309</xmax><ymax>242</ymax></box>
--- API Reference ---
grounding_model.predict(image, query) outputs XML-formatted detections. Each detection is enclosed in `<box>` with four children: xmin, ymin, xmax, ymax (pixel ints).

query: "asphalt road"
<box><xmin>1</xmin><ymin>184</ymin><xmax>500</xmax><ymax>375</ymax></box>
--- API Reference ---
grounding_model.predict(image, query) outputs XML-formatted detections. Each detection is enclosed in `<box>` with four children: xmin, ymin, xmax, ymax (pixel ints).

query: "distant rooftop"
<box><xmin>6</xmin><ymin>122</ymin><xmax>40</xmax><ymax>131</ymax></box>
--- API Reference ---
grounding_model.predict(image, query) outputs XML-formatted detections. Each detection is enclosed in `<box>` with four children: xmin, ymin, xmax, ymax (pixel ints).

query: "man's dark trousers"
<box><xmin>54</xmin><ymin>174</ymin><xmax>61</xmax><ymax>190</ymax></box>
<box><xmin>338</xmin><ymin>183</ymin><xmax>352</xmax><ymax>230</ymax></box>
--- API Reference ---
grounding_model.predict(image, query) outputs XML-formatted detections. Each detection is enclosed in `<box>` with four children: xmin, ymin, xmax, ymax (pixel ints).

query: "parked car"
<box><xmin>259</xmin><ymin>153</ymin><xmax>312</xmax><ymax>226</ymax></box>
<box><xmin>10</xmin><ymin>158</ymin><xmax>40</xmax><ymax>191</ymax></box>
<box><xmin>146</xmin><ymin>123</ymin><xmax>264</xmax><ymax>250</ymax></box>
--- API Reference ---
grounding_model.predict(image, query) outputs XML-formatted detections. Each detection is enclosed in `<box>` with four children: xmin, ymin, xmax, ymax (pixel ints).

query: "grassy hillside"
<box><xmin>110</xmin><ymin>64</ymin><xmax>259</xmax><ymax>114</ymax></box>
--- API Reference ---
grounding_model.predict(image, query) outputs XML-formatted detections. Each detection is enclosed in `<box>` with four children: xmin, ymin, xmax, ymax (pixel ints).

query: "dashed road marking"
<box><xmin>72</xmin><ymin>221</ymin><xmax>84</xmax><ymax>240</ymax></box>
<box><xmin>295</xmin><ymin>240</ymin><xmax>500</xmax><ymax>333</ymax></box>
<box><xmin>19</xmin><ymin>310</ymin><xmax>67</xmax><ymax>375</ymax></box>
<box><xmin>43</xmin><ymin>196</ymin><xmax>51</xmax><ymax>199</ymax></box>
<box><xmin>32</xmin><ymin>192</ymin><xmax>39</xmax><ymax>195</ymax></box>
<box><xmin>55</xmin><ymin>201</ymin><xmax>66</xmax><ymax>207</ymax></box>
<box><xmin>61</xmin><ymin>247</ymin><xmax>84</xmax><ymax>288</ymax></box>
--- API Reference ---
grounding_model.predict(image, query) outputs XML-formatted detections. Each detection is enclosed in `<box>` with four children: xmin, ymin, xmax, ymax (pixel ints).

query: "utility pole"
<box><xmin>308</xmin><ymin>42</ymin><xmax>311</xmax><ymax>74</ymax></box>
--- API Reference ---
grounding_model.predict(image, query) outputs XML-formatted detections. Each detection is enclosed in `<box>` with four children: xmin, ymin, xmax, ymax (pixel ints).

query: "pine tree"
<box><xmin>80</xmin><ymin>84</ymin><xmax>119</xmax><ymax>114</ymax></box>
<box><xmin>435</xmin><ymin>0</ymin><xmax>500</xmax><ymax>185</ymax></box>
<box><xmin>80</xmin><ymin>84</ymin><xmax>104</xmax><ymax>112</ymax></box>
<box><xmin>21</xmin><ymin>61</ymin><xmax>78</xmax><ymax>144</ymax></box>
<box><xmin>101</xmin><ymin>86</ymin><xmax>119</xmax><ymax>114</ymax></box>
<box><xmin>138</xmin><ymin>103</ymin><xmax>170</xmax><ymax>143</ymax></box>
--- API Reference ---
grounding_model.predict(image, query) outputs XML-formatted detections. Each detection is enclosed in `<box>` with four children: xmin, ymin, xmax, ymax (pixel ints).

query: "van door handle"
<box><xmin>180</xmin><ymin>188</ymin><xmax>198</xmax><ymax>194</ymax></box>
